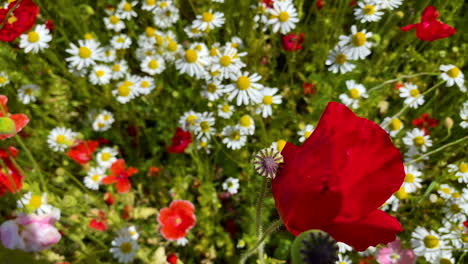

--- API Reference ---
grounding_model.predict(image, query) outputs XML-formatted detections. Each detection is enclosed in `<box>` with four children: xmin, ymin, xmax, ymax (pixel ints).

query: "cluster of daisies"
<box><xmin>251</xmin><ymin>0</ymin><xmax>299</xmax><ymax>34</ymax></box>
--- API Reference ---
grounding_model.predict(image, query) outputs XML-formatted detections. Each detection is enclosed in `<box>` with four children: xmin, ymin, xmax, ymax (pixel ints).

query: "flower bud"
<box><xmin>0</xmin><ymin>117</ymin><xmax>16</xmax><ymax>135</ymax></box>
<box><xmin>444</xmin><ymin>117</ymin><xmax>453</xmax><ymax>129</ymax></box>
<box><xmin>291</xmin><ymin>229</ymin><xmax>338</xmax><ymax>264</ymax></box>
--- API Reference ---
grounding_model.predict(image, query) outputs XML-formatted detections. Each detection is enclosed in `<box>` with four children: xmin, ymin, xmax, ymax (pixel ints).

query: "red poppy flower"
<box><xmin>89</xmin><ymin>211</ymin><xmax>107</xmax><ymax>231</ymax></box>
<box><xmin>401</xmin><ymin>6</ymin><xmax>455</xmax><ymax>42</ymax></box>
<box><xmin>148</xmin><ymin>166</ymin><xmax>160</xmax><ymax>177</ymax></box>
<box><xmin>102</xmin><ymin>159</ymin><xmax>138</xmax><ymax>193</ymax></box>
<box><xmin>167</xmin><ymin>253</ymin><xmax>178</xmax><ymax>264</ymax></box>
<box><xmin>66</xmin><ymin>140</ymin><xmax>99</xmax><ymax>165</ymax></box>
<box><xmin>0</xmin><ymin>146</ymin><xmax>23</xmax><ymax>197</ymax></box>
<box><xmin>282</xmin><ymin>33</ymin><xmax>304</xmax><ymax>52</ymax></box>
<box><xmin>45</xmin><ymin>19</ymin><xmax>54</xmax><ymax>31</ymax></box>
<box><xmin>272</xmin><ymin>102</ymin><xmax>405</xmax><ymax>251</ymax></box>
<box><xmin>157</xmin><ymin>200</ymin><xmax>196</xmax><ymax>241</ymax></box>
<box><xmin>0</xmin><ymin>95</ymin><xmax>29</xmax><ymax>140</ymax></box>
<box><xmin>262</xmin><ymin>0</ymin><xmax>274</xmax><ymax>8</ymax></box>
<box><xmin>412</xmin><ymin>113</ymin><xmax>438</xmax><ymax>135</ymax></box>
<box><xmin>0</xmin><ymin>0</ymin><xmax>40</xmax><ymax>42</ymax></box>
<box><xmin>303</xmin><ymin>82</ymin><xmax>316</xmax><ymax>95</ymax></box>
<box><xmin>317</xmin><ymin>0</ymin><xmax>324</xmax><ymax>9</ymax></box>
<box><xmin>167</xmin><ymin>127</ymin><xmax>192</xmax><ymax>153</ymax></box>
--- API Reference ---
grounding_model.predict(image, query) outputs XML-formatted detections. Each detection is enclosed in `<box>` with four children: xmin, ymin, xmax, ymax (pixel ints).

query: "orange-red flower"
<box><xmin>0</xmin><ymin>0</ymin><xmax>40</xmax><ymax>42</ymax></box>
<box><xmin>66</xmin><ymin>140</ymin><xmax>99</xmax><ymax>164</ymax></box>
<box><xmin>272</xmin><ymin>102</ymin><xmax>405</xmax><ymax>251</ymax></box>
<box><xmin>158</xmin><ymin>200</ymin><xmax>196</xmax><ymax>241</ymax></box>
<box><xmin>0</xmin><ymin>146</ymin><xmax>22</xmax><ymax>197</ymax></box>
<box><xmin>102</xmin><ymin>159</ymin><xmax>138</xmax><ymax>194</ymax></box>
<box><xmin>0</xmin><ymin>95</ymin><xmax>29</xmax><ymax>140</ymax></box>
<box><xmin>89</xmin><ymin>211</ymin><xmax>107</xmax><ymax>232</ymax></box>
<box><xmin>401</xmin><ymin>6</ymin><xmax>455</xmax><ymax>42</ymax></box>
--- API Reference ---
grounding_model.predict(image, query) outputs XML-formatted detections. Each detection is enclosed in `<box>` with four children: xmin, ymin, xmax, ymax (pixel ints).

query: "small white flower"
<box><xmin>19</xmin><ymin>24</ymin><xmax>52</xmax><ymax>53</ymax></box>
<box><xmin>339</xmin><ymin>80</ymin><xmax>368</xmax><ymax>109</ymax></box>
<box><xmin>111</xmin><ymin>34</ymin><xmax>132</xmax><ymax>50</ymax></box>
<box><xmin>96</xmin><ymin>147</ymin><xmax>119</xmax><ymax>168</ymax></box>
<box><xmin>118</xmin><ymin>226</ymin><xmax>139</xmax><ymax>240</ymax></box>
<box><xmin>175</xmin><ymin>46</ymin><xmax>210</xmax><ymax>79</ymax></box>
<box><xmin>402</xmin><ymin>128</ymin><xmax>432</xmax><ymax>152</ymax></box>
<box><xmin>111</xmin><ymin>60</ymin><xmax>129</xmax><ymax>80</ymax></box>
<box><xmin>440</xmin><ymin>64</ymin><xmax>465</xmax><ymax>92</ymax></box>
<box><xmin>0</xmin><ymin>72</ymin><xmax>10</xmax><ymax>87</ymax></box>
<box><xmin>402</xmin><ymin>165</ymin><xmax>422</xmax><ymax>193</ymax></box>
<box><xmin>382</xmin><ymin>117</ymin><xmax>404</xmax><ymax>137</ymax></box>
<box><xmin>256</xmin><ymin>87</ymin><xmax>282</xmax><ymax>118</ymax></box>
<box><xmin>399</xmin><ymin>82</ymin><xmax>425</xmax><ymax>109</ymax></box>
<box><xmin>117</xmin><ymin>1</ymin><xmax>138</xmax><ymax>20</ymax></box>
<box><xmin>47</xmin><ymin>127</ymin><xmax>77</xmax><ymax>152</ymax></box>
<box><xmin>194</xmin><ymin>112</ymin><xmax>216</xmax><ymax>140</ymax></box>
<box><xmin>225</xmin><ymin>71</ymin><xmax>263</xmax><ymax>106</ymax></box>
<box><xmin>448</xmin><ymin>162</ymin><xmax>468</xmax><ymax>184</ymax></box>
<box><xmin>338</xmin><ymin>25</ymin><xmax>373</xmax><ymax>60</ymax></box>
<box><xmin>112</xmin><ymin>75</ymin><xmax>139</xmax><ymax>103</ymax></box>
<box><xmin>222</xmin><ymin>125</ymin><xmax>247</xmax><ymax>150</ymax></box>
<box><xmin>176</xmin><ymin>238</ymin><xmax>188</xmax><ymax>246</ymax></box>
<box><xmin>354</xmin><ymin>0</ymin><xmax>384</xmax><ymax>23</ymax></box>
<box><xmin>104</xmin><ymin>14</ymin><xmax>126</xmax><ymax>32</ymax></box>
<box><xmin>179</xmin><ymin>110</ymin><xmax>200</xmax><ymax>131</ymax></box>
<box><xmin>411</xmin><ymin>227</ymin><xmax>447</xmax><ymax>262</ymax></box>
<box><xmin>135</xmin><ymin>76</ymin><xmax>155</xmax><ymax>95</ymax></box>
<box><xmin>153</xmin><ymin>2</ymin><xmax>180</xmax><ymax>29</ymax></box>
<box><xmin>18</xmin><ymin>84</ymin><xmax>39</xmax><ymax>104</ymax></box>
<box><xmin>84</xmin><ymin>167</ymin><xmax>106</xmax><ymax>190</ymax></box>
<box><xmin>140</xmin><ymin>56</ymin><xmax>166</xmax><ymax>75</ymax></box>
<box><xmin>377</xmin><ymin>0</ymin><xmax>403</xmax><ymax>10</ymax></box>
<box><xmin>17</xmin><ymin>192</ymin><xmax>49</xmax><ymax>214</ymax></box>
<box><xmin>142</xmin><ymin>0</ymin><xmax>157</xmax><ymax>11</ymax></box>
<box><xmin>297</xmin><ymin>124</ymin><xmax>314</xmax><ymax>143</ymax></box>
<box><xmin>217</xmin><ymin>103</ymin><xmax>234</xmax><ymax>119</ymax></box>
<box><xmin>201</xmin><ymin>80</ymin><xmax>226</xmax><ymax>101</ymax></box>
<box><xmin>222</xmin><ymin>177</ymin><xmax>240</xmax><ymax>194</ymax></box>
<box><xmin>325</xmin><ymin>46</ymin><xmax>356</xmax><ymax>74</ymax></box>
<box><xmin>89</xmin><ymin>65</ymin><xmax>112</xmax><ymax>85</ymax></box>
<box><xmin>460</xmin><ymin>102</ymin><xmax>468</xmax><ymax>129</ymax></box>
<box><xmin>238</xmin><ymin>114</ymin><xmax>255</xmax><ymax>135</ymax></box>
<box><xmin>267</xmin><ymin>1</ymin><xmax>299</xmax><ymax>34</ymax></box>
<box><xmin>66</xmin><ymin>39</ymin><xmax>104</xmax><ymax>70</ymax></box>
<box><xmin>192</xmin><ymin>10</ymin><xmax>225</xmax><ymax>32</ymax></box>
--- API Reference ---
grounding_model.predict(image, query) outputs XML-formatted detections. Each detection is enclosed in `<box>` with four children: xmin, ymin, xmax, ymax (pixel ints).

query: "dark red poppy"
<box><xmin>0</xmin><ymin>146</ymin><xmax>23</xmax><ymax>197</ymax></box>
<box><xmin>303</xmin><ymin>82</ymin><xmax>316</xmax><ymax>95</ymax></box>
<box><xmin>412</xmin><ymin>113</ymin><xmax>438</xmax><ymax>135</ymax></box>
<box><xmin>157</xmin><ymin>200</ymin><xmax>196</xmax><ymax>241</ymax></box>
<box><xmin>66</xmin><ymin>140</ymin><xmax>99</xmax><ymax>165</ymax></box>
<box><xmin>317</xmin><ymin>0</ymin><xmax>324</xmax><ymax>9</ymax></box>
<box><xmin>272</xmin><ymin>102</ymin><xmax>405</xmax><ymax>251</ymax></box>
<box><xmin>0</xmin><ymin>95</ymin><xmax>29</xmax><ymax>140</ymax></box>
<box><xmin>102</xmin><ymin>159</ymin><xmax>138</xmax><ymax>193</ymax></box>
<box><xmin>262</xmin><ymin>0</ymin><xmax>274</xmax><ymax>8</ymax></box>
<box><xmin>282</xmin><ymin>33</ymin><xmax>304</xmax><ymax>52</ymax></box>
<box><xmin>167</xmin><ymin>127</ymin><xmax>192</xmax><ymax>153</ymax></box>
<box><xmin>45</xmin><ymin>19</ymin><xmax>54</xmax><ymax>31</ymax></box>
<box><xmin>104</xmin><ymin>192</ymin><xmax>114</xmax><ymax>205</ymax></box>
<box><xmin>0</xmin><ymin>0</ymin><xmax>40</xmax><ymax>42</ymax></box>
<box><xmin>167</xmin><ymin>253</ymin><xmax>178</xmax><ymax>264</ymax></box>
<box><xmin>349</xmin><ymin>0</ymin><xmax>356</xmax><ymax>7</ymax></box>
<box><xmin>401</xmin><ymin>6</ymin><xmax>455</xmax><ymax>42</ymax></box>
<box><xmin>89</xmin><ymin>211</ymin><xmax>108</xmax><ymax>231</ymax></box>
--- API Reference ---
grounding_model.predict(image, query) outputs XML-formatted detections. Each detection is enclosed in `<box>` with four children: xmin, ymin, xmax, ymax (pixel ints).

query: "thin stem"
<box><xmin>239</xmin><ymin>220</ymin><xmax>283</xmax><ymax>264</ymax></box>
<box><xmin>14</xmin><ymin>135</ymin><xmax>48</xmax><ymax>192</ymax></box>
<box><xmin>256</xmin><ymin>178</ymin><xmax>268</xmax><ymax>263</ymax></box>
<box><xmin>408</xmin><ymin>136</ymin><xmax>468</xmax><ymax>165</ymax></box>
<box><xmin>367</xmin><ymin>72</ymin><xmax>439</xmax><ymax>93</ymax></box>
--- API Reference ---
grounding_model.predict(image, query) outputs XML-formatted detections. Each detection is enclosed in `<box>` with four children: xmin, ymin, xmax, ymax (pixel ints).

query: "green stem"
<box><xmin>256</xmin><ymin>178</ymin><xmax>268</xmax><ymax>263</ymax></box>
<box><xmin>239</xmin><ymin>220</ymin><xmax>283</xmax><ymax>264</ymax></box>
<box><xmin>14</xmin><ymin>135</ymin><xmax>47</xmax><ymax>192</ymax></box>
<box><xmin>367</xmin><ymin>72</ymin><xmax>439</xmax><ymax>93</ymax></box>
<box><xmin>407</xmin><ymin>136</ymin><xmax>468</xmax><ymax>165</ymax></box>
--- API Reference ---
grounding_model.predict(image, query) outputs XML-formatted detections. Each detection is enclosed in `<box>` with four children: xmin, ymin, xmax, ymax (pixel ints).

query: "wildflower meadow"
<box><xmin>0</xmin><ymin>0</ymin><xmax>468</xmax><ymax>263</ymax></box>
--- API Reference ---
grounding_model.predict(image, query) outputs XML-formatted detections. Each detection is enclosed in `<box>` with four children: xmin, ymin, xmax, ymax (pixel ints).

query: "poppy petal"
<box><xmin>401</xmin><ymin>24</ymin><xmax>416</xmax><ymax>32</ymax></box>
<box><xmin>102</xmin><ymin>176</ymin><xmax>118</xmax><ymax>185</ymax></box>
<box><xmin>110</xmin><ymin>159</ymin><xmax>125</xmax><ymax>175</ymax></box>
<box><xmin>116</xmin><ymin>179</ymin><xmax>131</xmax><ymax>193</ymax></box>
<box><xmin>9</xmin><ymin>114</ymin><xmax>29</xmax><ymax>133</ymax></box>
<box><xmin>0</xmin><ymin>95</ymin><xmax>8</xmax><ymax>116</ymax></box>
<box><xmin>421</xmin><ymin>5</ymin><xmax>438</xmax><ymax>22</ymax></box>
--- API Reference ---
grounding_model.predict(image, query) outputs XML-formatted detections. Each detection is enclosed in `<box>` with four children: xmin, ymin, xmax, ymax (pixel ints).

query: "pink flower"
<box><xmin>377</xmin><ymin>239</ymin><xmax>416</xmax><ymax>264</ymax></box>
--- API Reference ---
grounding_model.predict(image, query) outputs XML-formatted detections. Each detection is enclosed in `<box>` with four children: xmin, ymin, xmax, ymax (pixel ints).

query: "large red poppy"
<box><xmin>67</xmin><ymin>140</ymin><xmax>99</xmax><ymax>164</ymax></box>
<box><xmin>0</xmin><ymin>146</ymin><xmax>23</xmax><ymax>196</ymax></box>
<box><xmin>272</xmin><ymin>102</ymin><xmax>405</xmax><ymax>251</ymax></box>
<box><xmin>0</xmin><ymin>95</ymin><xmax>29</xmax><ymax>140</ymax></box>
<box><xmin>0</xmin><ymin>0</ymin><xmax>40</xmax><ymax>42</ymax></box>
<box><xmin>157</xmin><ymin>200</ymin><xmax>196</xmax><ymax>241</ymax></box>
<box><xmin>102</xmin><ymin>159</ymin><xmax>138</xmax><ymax>193</ymax></box>
<box><xmin>401</xmin><ymin>6</ymin><xmax>455</xmax><ymax>42</ymax></box>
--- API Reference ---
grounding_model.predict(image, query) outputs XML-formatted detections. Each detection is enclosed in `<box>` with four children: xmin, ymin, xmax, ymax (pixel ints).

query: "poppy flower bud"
<box><xmin>167</xmin><ymin>253</ymin><xmax>178</xmax><ymax>264</ymax></box>
<box><xmin>291</xmin><ymin>229</ymin><xmax>339</xmax><ymax>264</ymax></box>
<box><xmin>444</xmin><ymin>117</ymin><xmax>453</xmax><ymax>129</ymax></box>
<box><xmin>0</xmin><ymin>117</ymin><xmax>16</xmax><ymax>135</ymax></box>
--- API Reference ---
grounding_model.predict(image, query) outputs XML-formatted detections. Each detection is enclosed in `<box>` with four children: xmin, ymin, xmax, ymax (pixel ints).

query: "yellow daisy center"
<box><xmin>103</xmin><ymin>115</ymin><xmax>110</xmax><ymax>121</ymax></box>
<box><xmin>27</xmin><ymin>31</ymin><xmax>40</xmax><ymax>43</ymax></box>
<box><xmin>0</xmin><ymin>77</ymin><xmax>6</xmax><ymax>84</ymax></box>
<box><xmin>101</xmin><ymin>152</ymin><xmax>111</xmax><ymax>161</ymax></box>
<box><xmin>200</xmin><ymin>141</ymin><xmax>208</xmax><ymax>148</ymax></box>
<box><xmin>120</xmin><ymin>242</ymin><xmax>133</xmax><ymax>254</ymax></box>
<box><xmin>186</xmin><ymin>115</ymin><xmax>198</xmax><ymax>125</ymax></box>
<box><xmin>335</xmin><ymin>53</ymin><xmax>347</xmax><ymax>65</ymax></box>
<box><xmin>410</xmin><ymin>89</ymin><xmax>420</xmax><ymax>97</ymax></box>
<box><xmin>394</xmin><ymin>187</ymin><xmax>408</xmax><ymax>200</ymax></box>
<box><xmin>200</xmin><ymin>121</ymin><xmax>210</xmax><ymax>132</ymax></box>
<box><xmin>413</xmin><ymin>136</ymin><xmax>425</xmax><ymax>146</ymax></box>
<box><xmin>117</xmin><ymin>37</ymin><xmax>125</xmax><ymax>43</ymax></box>
<box><xmin>56</xmin><ymin>134</ymin><xmax>66</xmax><ymax>144</ymax></box>
<box><xmin>167</xmin><ymin>40</ymin><xmax>178</xmax><ymax>52</ymax></box>
<box><xmin>237</xmin><ymin>76</ymin><xmax>251</xmax><ymax>90</ymax></box>
<box><xmin>92</xmin><ymin>174</ymin><xmax>100</xmax><ymax>182</ymax></box>
<box><xmin>148</xmin><ymin>59</ymin><xmax>159</xmax><ymax>69</ymax></box>
<box><xmin>110</xmin><ymin>15</ymin><xmax>119</xmax><ymax>24</ymax></box>
<box><xmin>263</xmin><ymin>95</ymin><xmax>273</xmax><ymax>105</ymax></box>
<box><xmin>363</xmin><ymin>5</ymin><xmax>375</xmax><ymax>15</ymax></box>
<box><xmin>277</xmin><ymin>140</ymin><xmax>286</xmax><ymax>152</ymax></box>
<box><xmin>404</xmin><ymin>173</ymin><xmax>415</xmax><ymax>183</ymax></box>
<box><xmin>423</xmin><ymin>235</ymin><xmax>439</xmax><ymax>249</ymax></box>
<box><xmin>230</xmin><ymin>131</ymin><xmax>240</xmax><ymax>140</ymax></box>
<box><xmin>118</xmin><ymin>84</ymin><xmax>131</xmax><ymax>97</ymax></box>
<box><xmin>185</xmin><ymin>49</ymin><xmax>198</xmax><ymax>63</ymax></box>
<box><xmin>452</xmin><ymin>192</ymin><xmax>461</xmax><ymax>199</ymax></box>
<box><xmin>278</xmin><ymin>11</ymin><xmax>289</xmax><ymax>22</ymax></box>
<box><xmin>441</xmin><ymin>187</ymin><xmax>451</xmax><ymax>194</ymax></box>
<box><xmin>160</xmin><ymin>2</ymin><xmax>168</xmax><ymax>8</ymax></box>
<box><xmin>25</xmin><ymin>88</ymin><xmax>33</xmax><ymax>95</ymax></box>
<box><xmin>84</xmin><ymin>33</ymin><xmax>93</xmax><ymax>40</ymax></box>
<box><xmin>123</xmin><ymin>2</ymin><xmax>132</xmax><ymax>12</ymax></box>
<box><xmin>304</xmin><ymin>131</ymin><xmax>312</xmax><ymax>139</ymax></box>
<box><xmin>222</xmin><ymin>104</ymin><xmax>230</xmax><ymax>112</ymax></box>
<box><xmin>146</xmin><ymin>0</ymin><xmax>156</xmax><ymax>5</ymax></box>
<box><xmin>207</xmin><ymin>83</ymin><xmax>217</xmax><ymax>93</ymax></box>
<box><xmin>202</xmin><ymin>12</ymin><xmax>214</xmax><ymax>22</ymax></box>
<box><xmin>352</xmin><ymin>32</ymin><xmax>367</xmax><ymax>47</ymax></box>
<box><xmin>112</xmin><ymin>64</ymin><xmax>121</xmax><ymax>72</ymax></box>
<box><xmin>447</xmin><ymin>67</ymin><xmax>460</xmax><ymax>78</ymax></box>
<box><xmin>459</xmin><ymin>163</ymin><xmax>468</xmax><ymax>173</ymax></box>
<box><xmin>29</xmin><ymin>195</ymin><xmax>43</xmax><ymax>209</ymax></box>
<box><xmin>141</xmin><ymin>81</ymin><xmax>150</xmax><ymax>88</ymax></box>
<box><xmin>96</xmin><ymin>70</ymin><xmax>105</xmax><ymax>77</ymax></box>
<box><xmin>220</xmin><ymin>55</ymin><xmax>232</xmax><ymax>67</ymax></box>
<box><xmin>79</xmin><ymin>47</ymin><xmax>92</xmax><ymax>59</ymax></box>
<box><xmin>7</xmin><ymin>15</ymin><xmax>17</xmax><ymax>24</ymax></box>
<box><xmin>390</xmin><ymin>118</ymin><xmax>402</xmax><ymax>131</ymax></box>
<box><xmin>240</xmin><ymin>115</ymin><xmax>251</xmax><ymax>127</ymax></box>
<box><xmin>349</xmin><ymin>88</ymin><xmax>360</xmax><ymax>99</ymax></box>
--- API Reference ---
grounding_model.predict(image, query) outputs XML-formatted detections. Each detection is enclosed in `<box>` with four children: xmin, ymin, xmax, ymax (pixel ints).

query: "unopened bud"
<box><xmin>444</xmin><ymin>117</ymin><xmax>454</xmax><ymax>129</ymax></box>
<box><xmin>291</xmin><ymin>229</ymin><xmax>338</xmax><ymax>264</ymax></box>
<box><xmin>0</xmin><ymin>117</ymin><xmax>16</xmax><ymax>135</ymax></box>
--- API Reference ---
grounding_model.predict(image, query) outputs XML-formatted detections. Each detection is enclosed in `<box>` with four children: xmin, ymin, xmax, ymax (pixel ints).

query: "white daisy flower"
<box><xmin>325</xmin><ymin>46</ymin><xmax>356</xmax><ymax>74</ymax></box>
<box><xmin>19</xmin><ymin>24</ymin><xmax>52</xmax><ymax>53</ymax></box>
<box><xmin>176</xmin><ymin>238</ymin><xmax>189</xmax><ymax>246</ymax></box>
<box><xmin>140</xmin><ymin>56</ymin><xmax>166</xmax><ymax>75</ymax></box>
<box><xmin>142</xmin><ymin>0</ymin><xmax>157</xmax><ymax>11</ymax></box>
<box><xmin>438</xmin><ymin>221</ymin><xmax>468</xmax><ymax>248</ymax></box>
<box><xmin>225</xmin><ymin>71</ymin><xmax>263</xmax><ymax>106</ymax></box>
<box><xmin>399</xmin><ymin>82</ymin><xmax>425</xmax><ymax>109</ymax></box>
<box><xmin>440</xmin><ymin>64</ymin><xmax>465</xmax><ymax>92</ymax></box>
<box><xmin>253</xmin><ymin>3</ymin><xmax>269</xmax><ymax>32</ymax></box>
<box><xmin>354</xmin><ymin>0</ymin><xmax>384</xmax><ymax>23</ymax></box>
<box><xmin>239</xmin><ymin>114</ymin><xmax>255</xmax><ymax>135</ymax></box>
<box><xmin>175</xmin><ymin>46</ymin><xmax>209</xmax><ymax>79</ymax></box>
<box><xmin>112</xmin><ymin>75</ymin><xmax>140</xmax><ymax>104</ymax></box>
<box><xmin>336</xmin><ymin>254</ymin><xmax>352</xmax><ymax>264</ymax></box>
<box><xmin>17</xmin><ymin>192</ymin><xmax>49</xmax><ymax>214</ymax></box>
<box><xmin>184</xmin><ymin>25</ymin><xmax>204</xmax><ymax>39</ymax></box>
<box><xmin>111</xmin><ymin>34</ymin><xmax>132</xmax><ymax>50</ymax></box>
<box><xmin>96</xmin><ymin>147</ymin><xmax>119</xmax><ymax>168</ymax></box>
<box><xmin>111</xmin><ymin>60</ymin><xmax>129</xmax><ymax>80</ymax></box>
<box><xmin>339</xmin><ymin>80</ymin><xmax>368</xmax><ymax>109</ymax></box>
<box><xmin>193</xmin><ymin>10</ymin><xmax>225</xmax><ymax>32</ymax></box>
<box><xmin>411</xmin><ymin>227</ymin><xmax>446</xmax><ymax>262</ymax></box>
<box><xmin>382</xmin><ymin>117</ymin><xmax>404</xmax><ymax>137</ymax></box>
<box><xmin>438</xmin><ymin>184</ymin><xmax>457</xmax><ymax>200</ymax></box>
<box><xmin>448</xmin><ymin>162</ymin><xmax>468</xmax><ymax>183</ymax></box>
<box><xmin>256</xmin><ymin>87</ymin><xmax>282</xmax><ymax>118</ymax></box>
<box><xmin>89</xmin><ymin>65</ymin><xmax>112</xmax><ymax>85</ymax></box>
<box><xmin>135</xmin><ymin>76</ymin><xmax>155</xmax><ymax>95</ymax></box>
<box><xmin>228</xmin><ymin>36</ymin><xmax>244</xmax><ymax>49</ymax></box>
<box><xmin>377</xmin><ymin>0</ymin><xmax>403</xmax><ymax>10</ymax></box>
<box><xmin>404</xmin><ymin>147</ymin><xmax>427</xmax><ymax>169</ymax></box>
<box><xmin>222</xmin><ymin>125</ymin><xmax>247</xmax><ymax>150</ymax></box>
<box><xmin>179</xmin><ymin>110</ymin><xmax>200</xmax><ymax>131</ymax></box>
<box><xmin>338</xmin><ymin>25</ymin><xmax>373</xmax><ymax>60</ymax></box>
<box><xmin>18</xmin><ymin>84</ymin><xmax>39</xmax><ymax>104</ymax></box>
<box><xmin>297</xmin><ymin>124</ymin><xmax>314</xmax><ymax>143</ymax></box>
<box><xmin>269</xmin><ymin>139</ymin><xmax>287</xmax><ymax>153</ymax></box>
<box><xmin>47</xmin><ymin>127</ymin><xmax>77</xmax><ymax>152</ymax></box>
<box><xmin>66</xmin><ymin>39</ymin><xmax>104</xmax><ymax>70</ymax></box>
<box><xmin>118</xmin><ymin>226</ymin><xmax>139</xmax><ymax>240</ymax></box>
<box><xmin>104</xmin><ymin>14</ymin><xmax>126</xmax><ymax>32</ymax></box>
<box><xmin>402</xmin><ymin>128</ymin><xmax>432</xmax><ymax>152</ymax></box>
<box><xmin>110</xmin><ymin>234</ymin><xmax>139</xmax><ymax>263</ymax></box>
<box><xmin>117</xmin><ymin>1</ymin><xmax>138</xmax><ymax>20</ymax></box>
<box><xmin>162</xmin><ymin>36</ymin><xmax>181</xmax><ymax>62</ymax></box>
<box><xmin>84</xmin><ymin>167</ymin><xmax>105</xmax><ymax>190</ymax></box>
<box><xmin>197</xmin><ymin>137</ymin><xmax>212</xmax><ymax>153</ymax></box>
<box><xmin>403</xmin><ymin>165</ymin><xmax>422</xmax><ymax>193</ymax></box>
<box><xmin>92</xmin><ymin>118</ymin><xmax>112</xmax><ymax>132</ymax></box>
<box><xmin>380</xmin><ymin>194</ymin><xmax>399</xmax><ymax>212</ymax></box>
<box><xmin>96</xmin><ymin>110</ymin><xmax>115</xmax><ymax>125</ymax></box>
<box><xmin>210</xmin><ymin>46</ymin><xmax>246</xmax><ymax>80</ymax></box>
<box><xmin>267</xmin><ymin>1</ymin><xmax>299</xmax><ymax>34</ymax></box>
<box><xmin>201</xmin><ymin>80</ymin><xmax>225</xmax><ymax>101</ymax></box>
<box><xmin>0</xmin><ymin>72</ymin><xmax>9</xmax><ymax>87</ymax></box>
<box><xmin>443</xmin><ymin>199</ymin><xmax>467</xmax><ymax>223</ymax></box>
<box><xmin>217</xmin><ymin>103</ymin><xmax>234</xmax><ymax>119</ymax></box>
<box><xmin>102</xmin><ymin>47</ymin><xmax>117</xmax><ymax>63</ymax></box>
<box><xmin>194</xmin><ymin>112</ymin><xmax>216</xmax><ymax>140</ymax></box>
<box><xmin>153</xmin><ymin>3</ymin><xmax>179</xmax><ymax>29</ymax></box>
<box><xmin>460</xmin><ymin>102</ymin><xmax>468</xmax><ymax>129</ymax></box>
<box><xmin>337</xmin><ymin>242</ymin><xmax>353</xmax><ymax>254</ymax></box>
<box><xmin>222</xmin><ymin>177</ymin><xmax>240</xmax><ymax>194</ymax></box>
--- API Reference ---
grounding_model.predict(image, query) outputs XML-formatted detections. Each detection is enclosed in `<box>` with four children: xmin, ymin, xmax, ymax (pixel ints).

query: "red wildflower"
<box><xmin>66</xmin><ymin>140</ymin><xmax>99</xmax><ymax>165</ymax></box>
<box><xmin>45</xmin><ymin>19</ymin><xmax>54</xmax><ymax>31</ymax></box>
<box><xmin>412</xmin><ymin>113</ymin><xmax>438</xmax><ymax>135</ymax></box>
<box><xmin>262</xmin><ymin>0</ymin><xmax>274</xmax><ymax>8</ymax></box>
<box><xmin>282</xmin><ymin>33</ymin><xmax>304</xmax><ymax>52</ymax></box>
<box><xmin>317</xmin><ymin>0</ymin><xmax>324</xmax><ymax>9</ymax></box>
<box><xmin>0</xmin><ymin>95</ymin><xmax>29</xmax><ymax>140</ymax></box>
<box><xmin>0</xmin><ymin>0</ymin><xmax>40</xmax><ymax>42</ymax></box>
<box><xmin>167</xmin><ymin>127</ymin><xmax>192</xmax><ymax>153</ymax></box>
<box><xmin>401</xmin><ymin>6</ymin><xmax>455</xmax><ymax>42</ymax></box>
<box><xmin>272</xmin><ymin>102</ymin><xmax>405</xmax><ymax>251</ymax></box>
<box><xmin>303</xmin><ymin>82</ymin><xmax>316</xmax><ymax>95</ymax></box>
<box><xmin>157</xmin><ymin>200</ymin><xmax>196</xmax><ymax>241</ymax></box>
<box><xmin>148</xmin><ymin>166</ymin><xmax>160</xmax><ymax>177</ymax></box>
<box><xmin>104</xmin><ymin>192</ymin><xmax>114</xmax><ymax>205</ymax></box>
<box><xmin>102</xmin><ymin>159</ymin><xmax>138</xmax><ymax>193</ymax></box>
<box><xmin>0</xmin><ymin>146</ymin><xmax>23</xmax><ymax>197</ymax></box>
<box><xmin>89</xmin><ymin>211</ymin><xmax>108</xmax><ymax>231</ymax></box>
<box><xmin>167</xmin><ymin>253</ymin><xmax>178</xmax><ymax>264</ymax></box>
